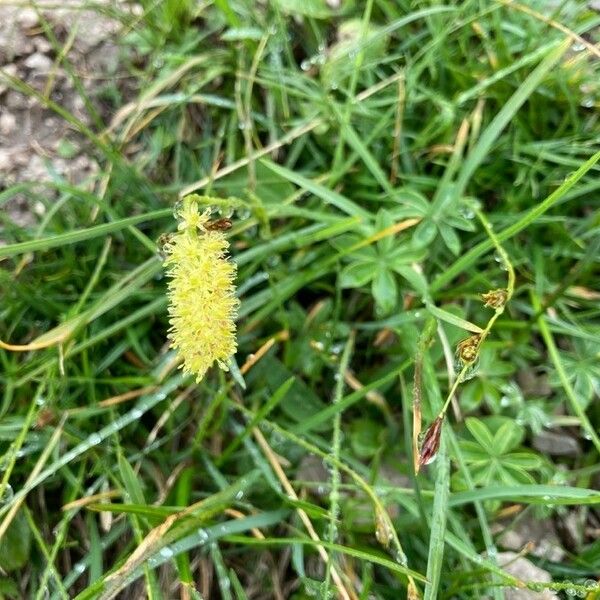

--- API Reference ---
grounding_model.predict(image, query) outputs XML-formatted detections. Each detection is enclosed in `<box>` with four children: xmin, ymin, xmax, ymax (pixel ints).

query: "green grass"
<box><xmin>1</xmin><ymin>0</ymin><xmax>600</xmax><ymax>598</ymax></box>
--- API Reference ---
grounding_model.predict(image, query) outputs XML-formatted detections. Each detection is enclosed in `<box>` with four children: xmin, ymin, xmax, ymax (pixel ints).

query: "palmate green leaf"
<box><xmin>492</xmin><ymin>421</ymin><xmax>524</xmax><ymax>455</ymax></box>
<box><xmin>550</xmin><ymin>339</ymin><xmax>600</xmax><ymax>409</ymax></box>
<box><xmin>501</xmin><ymin>452</ymin><xmax>544</xmax><ymax>470</ymax></box>
<box><xmin>387</xmin><ymin>243</ymin><xmax>428</xmax><ymax>267</ymax></box>
<box><xmin>339</xmin><ymin>262</ymin><xmax>374</xmax><ymax>288</ymax></box>
<box><xmin>414</xmin><ymin>219</ymin><xmax>438</xmax><ymax>246</ymax></box>
<box><xmin>391</xmin><ymin>188</ymin><xmax>430</xmax><ymax>216</ymax></box>
<box><xmin>498</xmin><ymin>466</ymin><xmax>536</xmax><ymax>486</ymax></box>
<box><xmin>459</xmin><ymin>417</ymin><xmax>542</xmax><ymax>491</ymax></box>
<box><xmin>439</xmin><ymin>223</ymin><xmax>461</xmax><ymax>256</ymax></box>
<box><xmin>458</xmin><ymin>441</ymin><xmax>489</xmax><ymax>464</ymax></box>
<box><xmin>371</xmin><ymin>268</ymin><xmax>397</xmax><ymax>316</ymax></box>
<box><xmin>375</xmin><ymin>209</ymin><xmax>395</xmax><ymax>253</ymax></box>
<box><xmin>465</xmin><ymin>418</ymin><xmax>495</xmax><ymax>453</ymax></box>
<box><xmin>0</xmin><ymin>511</ymin><xmax>30</xmax><ymax>572</ymax></box>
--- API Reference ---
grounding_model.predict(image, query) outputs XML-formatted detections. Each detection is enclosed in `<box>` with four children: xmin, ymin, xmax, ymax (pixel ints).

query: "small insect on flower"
<box><xmin>205</xmin><ymin>218</ymin><xmax>233</xmax><ymax>232</ymax></box>
<box><xmin>163</xmin><ymin>196</ymin><xmax>239</xmax><ymax>382</ymax></box>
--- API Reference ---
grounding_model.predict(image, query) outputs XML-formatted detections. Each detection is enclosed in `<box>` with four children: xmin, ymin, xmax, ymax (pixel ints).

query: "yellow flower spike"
<box><xmin>164</xmin><ymin>196</ymin><xmax>239</xmax><ymax>382</ymax></box>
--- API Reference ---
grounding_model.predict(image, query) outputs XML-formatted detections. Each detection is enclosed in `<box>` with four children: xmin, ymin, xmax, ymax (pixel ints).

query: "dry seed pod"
<box><xmin>481</xmin><ymin>288</ymin><xmax>508</xmax><ymax>310</ymax></box>
<box><xmin>375</xmin><ymin>506</ymin><xmax>393</xmax><ymax>548</ymax></box>
<box><xmin>418</xmin><ymin>416</ymin><xmax>443</xmax><ymax>470</ymax></box>
<box><xmin>407</xmin><ymin>579</ymin><xmax>420</xmax><ymax>600</ymax></box>
<box><xmin>456</xmin><ymin>334</ymin><xmax>481</xmax><ymax>365</ymax></box>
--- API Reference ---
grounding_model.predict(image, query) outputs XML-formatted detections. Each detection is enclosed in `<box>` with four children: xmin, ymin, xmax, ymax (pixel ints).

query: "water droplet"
<box><xmin>459</xmin><ymin>206</ymin><xmax>475</xmax><ymax>220</ymax></box>
<box><xmin>160</xmin><ymin>546</ymin><xmax>174</xmax><ymax>559</ymax></box>
<box><xmin>197</xmin><ymin>528</ymin><xmax>209</xmax><ymax>543</ymax></box>
<box><xmin>36</xmin><ymin>396</ymin><xmax>46</xmax><ymax>407</ymax></box>
<box><xmin>414</xmin><ymin>311</ymin><xmax>422</xmax><ymax>319</ymax></box>
<box><xmin>493</xmin><ymin>251</ymin><xmax>508</xmax><ymax>270</ymax></box>
<box><xmin>330</xmin><ymin>343</ymin><xmax>343</xmax><ymax>355</ymax></box>
<box><xmin>219</xmin><ymin>577</ymin><xmax>231</xmax><ymax>590</ymax></box>
<box><xmin>237</xmin><ymin>207</ymin><xmax>251</xmax><ymax>220</ymax></box>
<box><xmin>266</xmin><ymin>254</ymin><xmax>281</xmax><ymax>267</ymax></box>
<box><xmin>74</xmin><ymin>563</ymin><xmax>86</xmax><ymax>575</ymax></box>
<box><xmin>235</xmin><ymin>490</ymin><xmax>244</xmax><ymax>500</ymax></box>
<box><xmin>173</xmin><ymin>199</ymin><xmax>184</xmax><ymax>217</ymax></box>
<box><xmin>572</xmin><ymin>42</ymin><xmax>586</xmax><ymax>52</ymax></box>
<box><xmin>0</xmin><ymin>483</ymin><xmax>14</xmax><ymax>504</ymax></box>
<box><xmin>394</xmin><ymin>549</ymin><xmax>408</xmax><ymax>567</ymax></box>
<box><xmin>566</xmin><ymin>588</ymin><xmax>577</xmax><ymax>597</ymax></box>
<box><xmin>581</xmin><ymin>97</ymin><xmax>594</xmax><ymax>108</ymax></box>
<box><xmin>131</xmin><ymin>408</ymin><xmax>143</xmax><ymax>419</ymax></box>
<box><xmin>300</xmin><ymin>59</ymin><xmax>311</xmax><ymax>71</ymax></box>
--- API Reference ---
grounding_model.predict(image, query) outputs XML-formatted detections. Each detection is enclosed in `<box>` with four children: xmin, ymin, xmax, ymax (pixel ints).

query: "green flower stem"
<box><xmin>437</xmin><ymin>208</ymin><xmax>515</xmax><ymax>420</ymax></box>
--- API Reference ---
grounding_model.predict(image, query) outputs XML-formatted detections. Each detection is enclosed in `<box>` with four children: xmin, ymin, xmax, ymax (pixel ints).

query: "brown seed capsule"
<box><xmin>456</xmin><ymin>334</ymin><xmax>481</xmax><ymax>364</ymax></box>
<box><xmin>418</xmin><ymin>416</ymin><xmax>443</xmax><ymax>471</ymax></box>
<box><xmin>375</xmin><ymin>506</ymin><xmax>393</xmax><ymax>548</ymax></box>
<box><xmin>407</xmin><ymin>579</ymin><xmax>420</xmax><ymax>600</ymax></box>
<box><xmin>481</xmin><ymin>288</ymin><xmax>508</xmax><ymax>310</ymax></box>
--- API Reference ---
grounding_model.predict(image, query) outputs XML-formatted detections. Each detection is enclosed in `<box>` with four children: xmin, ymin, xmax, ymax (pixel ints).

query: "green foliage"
<box><xmin>0</xmin><ymin>512</ymin><xmax>31</xmax><ymax>572</ymax></box>
<box><xmin>1</xmin><ymin>0</ymin><xmax>600</xmax><ymax>598</ymax></box>
<box><xmin>455</xmin><ymin>417</ymin><xmax>543</xmax><ymax>487</ymax></box>
<box><xmin>334</xmin><ymin>210</ymin><xmax>427</xmax><ymax>314</ymax></box>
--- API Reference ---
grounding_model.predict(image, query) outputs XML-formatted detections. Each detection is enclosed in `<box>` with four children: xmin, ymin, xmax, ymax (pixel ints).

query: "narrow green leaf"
<box><xmin>425</xmin><ymin>302</ymin><xmax>483</xmax><ymax>334</ymax></box>
<box><xmin>0</xmin><ymin>209</ymin><xmax>171</xmax><ymax>258</ymax></box>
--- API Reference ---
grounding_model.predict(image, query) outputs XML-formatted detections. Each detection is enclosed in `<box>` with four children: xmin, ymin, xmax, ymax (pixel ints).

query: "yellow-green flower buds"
<box><xmin>163</xmin><ymin>197</ymin><xmax>239</xmax><ymax>382</ymax></box>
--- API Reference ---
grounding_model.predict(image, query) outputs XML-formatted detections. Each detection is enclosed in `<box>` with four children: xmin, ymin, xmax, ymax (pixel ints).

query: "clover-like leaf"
<box><xmin>457</xmin><ymin>417</ymin><xmax>542</xmax><ymax>489</ymax></box>
<box><xmin>339</xmin><ymin>262</ymin><xmax>376</xmax><ymax>288</ymax></box>
<box><xmin>371</xmin><ymin>268</ymin><xmax>397</xmax><ymax>316</ymax></box>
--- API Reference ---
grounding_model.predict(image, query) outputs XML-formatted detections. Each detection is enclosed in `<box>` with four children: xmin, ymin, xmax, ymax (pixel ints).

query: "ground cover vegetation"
<box><xmin>1</xmin><ymin>0</ymin><xmax>600</xmax><ymax>598</ymax></box>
